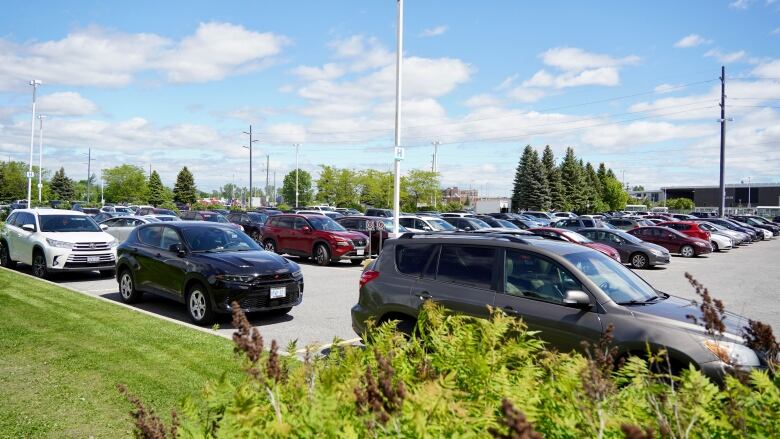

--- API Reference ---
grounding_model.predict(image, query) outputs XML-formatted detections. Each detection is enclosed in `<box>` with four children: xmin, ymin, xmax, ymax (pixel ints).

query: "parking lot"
<box><xmin>11</xmin><ymin>237</ymin><xmax>780</xmax><ymax>348</ymax></box>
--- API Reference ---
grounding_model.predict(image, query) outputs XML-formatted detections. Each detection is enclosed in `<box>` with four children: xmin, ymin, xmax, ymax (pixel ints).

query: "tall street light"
<box><xmin>82</xmin><ymin>149</ymin><xmax>95</xmax><ymax>203</ymax></box>
<box><xmin>293</xmin><ymin>143</ymin><xmax>301</xmax><ymax>207</ymax></box>
<box><xmin>27</xmin><ymin>80</ymin><xmax>42</xmax><ymax>207</ymax></box>
<box><xmin>243</xmin><ymin>125</ymin><xmax>258</xmax><ymax>209</ymax></box>
<box><xmin>392</xmin><ymin>0</ymin><xmax>404</xmax><ymax>236</ymax></box>
<box><xmin>37</xmin><ymin>115</ymin><xmax>46</xmax><ymax>203</ymax></box>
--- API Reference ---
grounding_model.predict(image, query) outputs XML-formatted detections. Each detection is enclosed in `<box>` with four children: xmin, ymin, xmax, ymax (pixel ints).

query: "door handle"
<box><xmin>501</xmin><ymin>306</ymin><xmax>520</xmax><ymax>316</ymax></box>
<box><xmin>415</xmin><ymin>292</ymin><xmax>432</xmax><ymax>300</ymax></box>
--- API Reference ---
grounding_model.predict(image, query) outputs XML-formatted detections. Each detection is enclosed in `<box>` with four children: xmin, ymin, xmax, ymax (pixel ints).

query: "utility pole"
<box><xmin>242</xmin><ymin>125</ymin><xmax>258</xmax><ymax>209</ymax></box>
<box><xmin>719</xmin><ymin>66</ymin><xmax>727</xmax><ymax>217</ymax></box>
<box><xmin>100</xmin><ymin>167</ymin><xmax>105</xmax><ymax>206</ymax></box>
<box><xmin>392</xmin><ymin>0</ymin><xmax>404</xmax><ymax>236</ymax></box>
<box><xmin>273</xmin><ymin>171</ymin><xmax>276</xmax><ymax>206</ymax></box>
<box><xmin>86</xmin><ymin>148</ymin><xmax>94</xmax><ymax>203</ymax></box>
<box><xmin>265</xmin><ymin>154</ymin><xmax>270</xmax><ymax>207</ymax></box>
<box><xmin>293</xmin><ymin>143</ymin><xmax>301</xmax><ymax>207</ymax></box>
<box><xmin>27</xmin><ymin>80</ymin><xmax>41</xmax><ymax>207</ymax></box>
<box><xmin>431</xmin><ymin>140</ymin><xmax>440</xmax><ymax>173</ymax></box>
<box><xmin>37</xmin><ymin>115</ymin><xmax>46</xmax><ymax>203</ymax></box>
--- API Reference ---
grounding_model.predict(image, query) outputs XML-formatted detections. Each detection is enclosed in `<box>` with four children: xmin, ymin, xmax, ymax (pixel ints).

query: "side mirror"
<box><xmin>100</xmin><ymin>224</ymin><xmax>109</xmax><ymax>231</ymax></box>
<box><xmin>21</xmin><ymin>224</ymin><xmax>36</xmax><ymax>232</ymax></box>
<box><xmin>169</xmin><ymin>243</ymin><xmax>186</xmax><ymax>257</ymax></box>
<box><xmin>422</xmin><ymin>226</ymin><xmax>432</xmax><ymax>231</ymax></box>
<box><xmin>301</xmin><ymin>226</ymin><xmax>312</xmax><ymax>233</ymax></box>
<box><xmin>464</xmin><ymin>226</ymin><xmax>472</xmax><ymax>231</ymax></box>
<box><xmin>562</xmin><ymin>290</ymin><xmax>591</xmax><ymax>309</ymax></box>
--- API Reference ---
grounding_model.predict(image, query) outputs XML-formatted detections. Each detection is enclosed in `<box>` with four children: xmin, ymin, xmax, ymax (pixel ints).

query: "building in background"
<box><xmin>442</xmin><ymin>186</ymin><xmax>479</xmax><ymax>205</ymax></box>
<box><xmin>661</xmin><ymin>183</ymin><xmax>780</xmax><ymax>208</ymax></box>
<box><xmin>628</xmin><ymin>189</ymin><xmax>665</xmax><ymax>204</ymax></box>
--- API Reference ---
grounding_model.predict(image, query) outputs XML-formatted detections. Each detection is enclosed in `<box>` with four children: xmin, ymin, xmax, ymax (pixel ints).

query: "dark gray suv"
<box><xmin>577</xmin><ymin>227</ymin><xmax>671</xmax><ymax>269</ymax></box>
<box><xmin>352</xmin><ymin>233</ymin><xmax>768</xmax><ymax>382</ymax></box>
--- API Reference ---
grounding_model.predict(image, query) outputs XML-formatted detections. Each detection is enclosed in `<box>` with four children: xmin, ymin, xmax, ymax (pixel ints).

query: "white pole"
<box><xmin>392</xmin><ymin>0</ymin><xmax>404</xmax><ymax>236</ymax></box>
<box><xmin>294</xmin><ymin>143</ymin><xmax>300</xmax><ymax>207</ymax></box>
<box><xmin>100</xmin><ymin>168</ymin><xmax>104</xmax><ymax>206</ymax></box>
<box><xmin>37</xmin><ymin>115</ymin><xmax>46</xmax><ymax>203</ymax></box>
<box><xmin>27</xmin><ymin>80</ymin><xmax>41</xmax><ymax>207</ymax></box>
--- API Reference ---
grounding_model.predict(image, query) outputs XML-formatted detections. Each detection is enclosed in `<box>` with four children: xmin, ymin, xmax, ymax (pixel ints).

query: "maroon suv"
<box><xmin>628</xmin><ymin>226</ymin><xmax>712</xmax><ymax>257</ymax></box>
<box><xmin>262</xmin><ymin>214</ymin><xmax>368</xmax><ymax>265</ymax></box>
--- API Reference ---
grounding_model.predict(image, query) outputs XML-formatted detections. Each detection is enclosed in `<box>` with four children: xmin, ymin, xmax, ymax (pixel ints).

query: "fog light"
<box><xmin>52</xmin><ymin>256</ymin><xmax>60</xmax><ymax>267</ymax></box>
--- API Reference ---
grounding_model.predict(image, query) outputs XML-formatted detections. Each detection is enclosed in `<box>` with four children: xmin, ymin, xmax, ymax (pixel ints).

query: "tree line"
<box><xmin>511</xmin><ymin>145</ymin><xmax>629</xmax><ymax>213</ymax></box>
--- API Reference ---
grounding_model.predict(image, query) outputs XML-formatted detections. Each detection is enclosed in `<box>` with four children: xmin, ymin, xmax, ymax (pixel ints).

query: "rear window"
<box><xmin>395</xmin><ymin>244</ymin><xmax>436</xmax><ymax>276</ymax></box>
<box><xmin>435</xmin><ymin>245</ymin><xmax>495</xmax><ymax>289</ymax></box>
<box><xmin>582</xmin><ymin>219</ymin><xmax>595</xmax><ymax>227</ymax></box>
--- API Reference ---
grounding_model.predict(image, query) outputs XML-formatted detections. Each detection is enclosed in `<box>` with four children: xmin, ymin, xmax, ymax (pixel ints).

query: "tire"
<box><xmin>711</xmin><ymin>241</ymin><xmax>719</xmax><ymax>252</ymax></box>
<box><xmin>680</xmin><ymin>245</ymin><xmax>695</xmax><ymax>258</ymax></box>
<box><xmin>187</xmin><ymin>284</ymin><xmax>214</xmax><ymax>325</ymax></box>
<box><xmin>351</xmin><ymin>259</ymin><xmax>364</xmax><ymax>266</ymax></box>
<box><xmin>100</xmin><ymin>269</ymin><xmax>116</xmax><ymax>278</ymax></box>
<box><xmin>0</xmin><ymin>240</ymin><xmax>16</xmax><ymax>269</ymax></box>
<box><xmin>251</xmin><ymin>231</ymin><xmax>262</xmax><ymax>242</ymax></box>
<box><xmin>314</xmin><ymin>243</ymin><xmax>331</xmax><ymax>266</ymax></box>
<box><xmin>32</xmin><ymin>249</ymin><xmax>49</xmax><ymax>279</ymax></box>
<box><xmin>630</xmin><ymin>252</ymin><xmax>648</xmax><ymax>269</ymax></box>
<box><xmin>263</xmin><ymin>239</ymin><xmax>277</xmax><ymax>253</ymax></box>
<box><xmin>118</xmin><ymin>269</ymin><xmax>143</xmax><ymax>303</ymax></box>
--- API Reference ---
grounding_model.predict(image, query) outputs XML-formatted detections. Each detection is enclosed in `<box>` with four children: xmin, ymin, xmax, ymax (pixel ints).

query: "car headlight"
<box><xmin>334</xmin><ymin>239</ymin><xmax>350</xmax><ymax>247</ymax></box>
<box><xmin>108</xmin><ymin>239</ymin><xmax>118</xmax><ymax>248</ymax></box>
<box><xmin>292</xmin><ymin>270</ymin><xmax>302</xmax><ymax>279</ymax></box>
<box><xmin>694</xmin><ymin>241</ymin><xmax>706</xmax><ymax>247</ymax></box>
<box><xmin>215</xmin><ymin>274</ymin><xmax>256</xmax><ymax>283</ymax></box>
<box><xmin>649</xmin><ymin>248</ymin><xmax>663</xmax><ymax>256</ymax></box>
<box><xmin>46</xmin><ymin>238</ymin><xmax>74</xmax><ymax>249</ymax></box>
<box><xmin>703</xmin><ymin>340</ymin><xmax>760</xmax><ymax>367</ymax></box>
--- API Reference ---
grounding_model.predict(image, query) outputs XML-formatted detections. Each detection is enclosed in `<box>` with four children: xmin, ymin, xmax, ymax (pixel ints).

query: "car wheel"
<box><xmin>187</xmin><ymin>284</ymin><xmax>214</xmax><ymax>325</ymax></box>
<box><xmin>0</xmin><ymin>241</ymin><xmax>16</xmax><ymax>269</ymax></box>
<box><xmin>118</xmin><ymin>270</ymin><xmax>143</xmax><ymax>303</ymax></box>
<box><xmin>680</xmin><ymin>245</ymin><xmax>695</xmax><ymax>258</ymax></box>
<box><xmin>630</xmin><ymin>252</ymin><xmax>648</xmax><ymax>269</ymax></box>
<box><xmin>251</xmin><ymin>231</ymin><xmax>262</xmax><ymax>242</ymax></box>
<box><xmin>263</xmin><ymin>239</ymin><xmax>277</xmax><ymax>253</ymax></box>
<box><xmin>711</xmin><ymin>241</ymin><xmax>719</xmax><ymax>252</ymax></box>
<box><xmin>32</xmin><ymin>250</ymin><xmax>49</xmax><ymax>279</ymax></box>
<box><xmin>314</xmin><ymin>243</ymin><xmax>331</xmax><ymax>266</ymax></box>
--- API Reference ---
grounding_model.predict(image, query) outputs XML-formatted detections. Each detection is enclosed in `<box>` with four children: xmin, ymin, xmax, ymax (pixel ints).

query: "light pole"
<box><xmin>392</xmin><ymin>0</ymin><xmax>404</xmax><ymax>236</ymax></box>
<box><xmin>27</xmin><ymin>80</ymin><xmax>41</xmax><ymax>207</ymax></box>
<box><xmin>100</xmin><ymin>167</ymin><xmax>105</xmax><ymax>206</ymax></box>
<box><xmin>431</xmin><ymin>140</ymin><xmax>440</xmax><ymax>173</ymax></box>
<box><xmin>82</xmin><ymin>149</ymin><xmax>95</xmax><ymax>203</ymax></box>
<box><xmin>293</xmin><ymin>143</ymin><xmax>301</xmax><ymax>207</ymax></box>
<box><xmin>242</xmin><ymin>125</ymin><xmax>258</xmax><ymax>209</ymax></box>
<box><xmin>37</xmin><ymin>114</ymin><xmax>46</xmax><ymax>203</ymax></box>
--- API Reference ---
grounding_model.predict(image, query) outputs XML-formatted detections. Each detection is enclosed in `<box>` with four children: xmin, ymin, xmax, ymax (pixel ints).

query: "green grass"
<box><xmin>0</xmin><ymin>268</ymin><xmax>242</xmax><ymax>438</ymax></box>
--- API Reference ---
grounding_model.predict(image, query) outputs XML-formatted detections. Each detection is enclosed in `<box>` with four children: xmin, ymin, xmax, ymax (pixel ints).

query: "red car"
<box><xmin>627</xmin><ymin>226</ymin><xmax>712</xmax><ymax>257</ymax></box>
<box><xmin>527</xmin><ymin>227</ymin><xmax>622</xmax><ymax>262</ymax></box>
<box><xmin>656</xmin><ymin>221</ymin><xmax>711</xmax><ymax>241</ymax></box>
<box><xmin>261</xmin><ymin>214</ymin><xmax>368</xmax><ymax>265</ymax></box>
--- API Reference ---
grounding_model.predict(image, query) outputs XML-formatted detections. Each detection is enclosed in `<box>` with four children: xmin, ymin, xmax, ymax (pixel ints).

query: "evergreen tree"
<box><xmin>559</xmin><ymin>148</ymin><xmax>586</xmax><ymax>212</ymax></box>
<box><xmin>541</xmin><ymin>145</ymin><xmax>565</xmax><ymax>211</ymax></box>
<box><xmin>512</xmin><ymin>145</ymin><xmax>549</xmax><ymax>211</ymax></box>
<box><xmin>49</xmin><ymin>167</ymin><xmax>74</xmax><ymax>201</ymax></box>
<box><xmin>173</xmin><ymin>166</ymin><xmax>197</xmax><ymax>205</ymax></box>
<box><xmin>584</xmin><ymin>162</ymin><xmax>605</xmax><ymax>212</ymax></box>
<box><xmin>147</xmin><ymin>171</ymin><xmax>166</xmax><ymax>206</ymax></box>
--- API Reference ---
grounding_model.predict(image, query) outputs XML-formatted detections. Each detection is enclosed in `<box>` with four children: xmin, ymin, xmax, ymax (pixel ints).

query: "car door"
<box><xmin>155</xmin><ymin>226</ymin><xmax>188</xmax><ymax>298</ymax></box>
<box><xmin>292</xmin><ymin>217</ymin><xmax>312</xmax><ymax>254</ymax></box>
<box><xmin>652</xmin><ymin>228</ymin><xmax>679</xmax><ymax>252</ymax></box>
<box><xmin>273</xmin><ymin>217</ymin><xmax>294</xmax><ymax>252</ymax></box>
<box><xmin>134</xmin><ymin>225</ymin><xmax>165</xmax><ymax>293</ymax></box>
<box><xmin>3</xmin><ymin>212</ymin><xmax>21</xmax><ymax>261</ymax></box>
<box><xmin>493</xmin><ymin>249</ymin><xmax>603</xmax><ymax>352</ymax></box>
<box><xmin>410</xmin><ymin>244</ymin><xmax>497</xmax><ymax>319</ymax></box>
<box><xmin>15</xmin><ymin>212</ymin><xmax>37</xmax><ymax>265</ymax></box>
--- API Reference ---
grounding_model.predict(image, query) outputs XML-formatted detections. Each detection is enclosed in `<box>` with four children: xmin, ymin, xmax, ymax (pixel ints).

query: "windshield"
<box><xmin>429</xmin><ymin>219</ymin><xmax>456</xmax><ymax>231</ymax></box>
<box><xmin>182</xmin><ymin>227</ymin><xmax>260</xmax><ymax>252</ymax></box>
<box><xmin>380</xmin><ymin>218</ymin><xmax>408</xmax><ymax>233</ymax></box>
<box><xmin>563</xmin><ymin>251</ymin><xmax>658</xmax><ymax>303</ymax></box>
<box><xmin>307</xmin><ymin>215</ymin><xmax>346</xmax><ymax>231</ymax></box>
<box><xmin>203</xmin><ymin>214</ymin><xmax>230</xmax><ymax>223</ymax></box>
<box><xmin>248</xmin><ymin>213</ymin><xmax>268</xmax><ymax>223</ymax></box>
<box><xmin>470</xmin><ymin>219</ymin><xmax>491</xmax><ymax>229</ymax></box>
<box><xmin>40</xmin><ymin>215</ymin><xmax>101</xmax><ymax>232</ymax></box>
<box><xmin>496</xmin><ymin>219</ymin><xmax>519</xmax><ymax>229</ymax></box>
<box><xmin>561</xmin><ymin>230</ymin><xmax>591</xmax><ymax>243</ymax></box>
<box><xmin>613</xmin><ymin>230</ymin><xmax>643</xmax><ymax>244</ymax></box>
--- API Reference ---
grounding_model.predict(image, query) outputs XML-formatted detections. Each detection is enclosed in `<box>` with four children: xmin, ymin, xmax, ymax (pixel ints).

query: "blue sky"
<box><xmin>0</xmin><ymin>0</ymin><xmax>778</xmax><ymax>195</ymax></box>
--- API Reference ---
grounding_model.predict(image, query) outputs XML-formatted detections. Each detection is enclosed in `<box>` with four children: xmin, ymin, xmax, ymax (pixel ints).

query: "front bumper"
<box><xmin>649</xmin><ymin>253</ymin><xmax>671</xmax><ymax>265</ymax></box>
<box><xmin>46</xmin><ymin>247</ymin><xmax>117</xmax><ymax>271</ymax></box>
<box><xmin>698</xmin><ymin>360</ymin><xmax>767</xmax><ymax>385</ymax></box>
<box><xmin>333</xmin><ymin>245</ymin><xmax>368</xmax><ymax>260</ymax></box>
<box><xmin>212</xmin><ymin>278</ymin><xmax>304</xmax><ymax>314</ymax></box>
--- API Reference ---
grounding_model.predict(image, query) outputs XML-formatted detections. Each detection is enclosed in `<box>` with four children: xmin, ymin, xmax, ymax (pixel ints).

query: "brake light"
<box><xmin>359</xmin><ymin>269</ymin><xmax>380</xmax><ymax>288</ymax></box>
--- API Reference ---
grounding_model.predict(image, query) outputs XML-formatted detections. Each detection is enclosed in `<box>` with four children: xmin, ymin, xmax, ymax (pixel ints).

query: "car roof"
<box><xmin>17</xmin><ymin>208</ymin><xmax>85</xmax><ymax>215</ymax></box>
<box><xmin>395</xmin><ymin>232</ymin><xmax>590</xmax><ymax>255</ymax></box>
<box><xmin>142</xmin><ymin>221</ymin><xmax>234</xmax><ymax>229</ymax></box>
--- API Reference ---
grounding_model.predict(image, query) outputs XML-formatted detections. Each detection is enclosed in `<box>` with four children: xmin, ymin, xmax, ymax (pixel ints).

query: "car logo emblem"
<box><xmin>90</xmin><ymin>243</ymin><xmax>96</xmax><ymax>249</ymax></box>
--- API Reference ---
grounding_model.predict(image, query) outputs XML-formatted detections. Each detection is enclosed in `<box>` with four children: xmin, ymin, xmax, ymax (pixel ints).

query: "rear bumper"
<box><xmin>351</xmin><ymin>303</ymin><xmax>371</xmax><ymax>336</ymax></box>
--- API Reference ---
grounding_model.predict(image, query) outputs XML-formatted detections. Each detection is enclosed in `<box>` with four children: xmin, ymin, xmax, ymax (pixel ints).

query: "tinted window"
<box><xmin>395</xmin><ymin>244</ymin><xmax>436</xmax><ymax>276</ymax></box>
<box><xmin>339</xmin><ymin>218</ymin><xmax>357</xmax><ymax>229</ymax></box>
<box><xmin>276</xmin><ymin>217</ymin><xmax>294</xmax><ymax>229</ymax></box>
<box><xmin>161</xmin><ymin>227</ymin><xmax>182</xmax><ymax>250</ymax></box>
<box><xmin>582</xmin><ymin>219</ymin><xmax>595</xmax><ymax>227</ymax></box>
<box><xmin>307</xmin><ymin>215</ymin><xmax>346</xmax><ymax>231</ymax></box>
<box><xmin>580</xmin><ymin>230</ymin><xmax>596</xmax><ymax>240</ymax></box>
<box><xmin>138</xmin><ymin>226</ymin><xmax>163</xmax><ymax>247</ymax></box>
<box><xmin>398</xmin><ymin>218</ymin><xmax>414</xmax><ymax>228</ymax></box>
<box><xmin>504</xmin><ymin>250</ymin><xmax>581</xmax><ymax>304</ymax></box>
<box><xmin>248</xmin><ymin>213</ymin><xmax>266</xmax><ymax>223</ymax></box>
<box><xmin>39</xmin><ymin>215</ymin><xmax>100</xmax><ymax>232</ymax></box>
<box><xmin>294</xmin><ymin>218</ymin><xmax>309</xmax><ymax>230</ymax></box>
<box><xmin>435</xmin><ymin>245</ymin><xmax>495</xmax><ymax>289</ymax></box>
<box><xmin>181</xmin><ymin>227</ymin><xmax>259</xmax><ymax>252</ymax></box>
<box><xmin>6</xmin><ymin>212</ymin><xmax>17</xmax><ymax>226</ymax></box>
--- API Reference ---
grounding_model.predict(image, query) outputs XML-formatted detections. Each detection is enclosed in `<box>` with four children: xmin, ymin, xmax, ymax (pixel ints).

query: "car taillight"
<box><xmin>359</xmin><ymin>269</ymin><xmax>379</xmax><ymax>288</ymax></box>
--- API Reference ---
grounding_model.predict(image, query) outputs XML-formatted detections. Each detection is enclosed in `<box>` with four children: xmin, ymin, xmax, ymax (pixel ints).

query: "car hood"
<box><xmin>42</xmin><ymin>231</ymin><xmax>116</xmax><ymax>243</ymax></box>
<box><xmin>644</xmin><ymin>242</ymin><xmax>670</xmax><ymax>254</ymax></box>
<box><xmin>197</xmin><ymin>250</ymin><xmax>293</xmax><ymax>273</ymax></box>
<box><xmin>631</xmin><ymin>295</ymin><xmax>748</xmax><ymax>342</ymax></box>
<box><xmin>329</xmin><ymin>230</ymin><xmax>369</xmax><ymax>241</ymax></box>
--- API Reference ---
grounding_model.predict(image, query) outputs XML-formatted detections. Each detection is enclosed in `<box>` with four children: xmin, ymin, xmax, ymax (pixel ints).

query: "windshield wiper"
<box><xmin>616</xmin><ymin>299</ymin><xmax>645</xmax><ymax>306</ymax></box>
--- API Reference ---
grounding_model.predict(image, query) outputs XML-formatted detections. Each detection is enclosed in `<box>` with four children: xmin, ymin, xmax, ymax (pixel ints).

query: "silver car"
<box><xmin>99</xmin><ymin>216</ymin><xmax>159</xmax><ymax>242</ymax></box>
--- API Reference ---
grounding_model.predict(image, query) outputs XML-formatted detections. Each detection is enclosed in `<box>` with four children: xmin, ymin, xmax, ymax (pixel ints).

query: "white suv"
<box><xmin>398</xmin><ymin>215</ymin><xmax>458</xmax><ymax>233</ymax></box>
<box><xmin>0</xmin><ymin>209</ymin><xmax>118</xmax><ymax>278</ymax></box>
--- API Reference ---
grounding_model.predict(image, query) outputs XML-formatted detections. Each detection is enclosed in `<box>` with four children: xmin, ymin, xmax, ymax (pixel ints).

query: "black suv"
<box><xmin>365</xmin><ymin>208</ymin><xmax>393</xmax><ymax>218</ymax></box>
<box><xmin>227</xmin><ymin>211</ymin><xmax>268</xmax><ymax>241</ymax></box>
<box><xmin>352</xmin><ymin>233</ymin><xmax>769</xmax><ymax>382</ymax></box>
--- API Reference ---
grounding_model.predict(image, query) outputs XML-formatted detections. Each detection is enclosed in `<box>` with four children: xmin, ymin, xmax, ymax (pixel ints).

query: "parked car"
<box><xmin>335</xmin><ymin>208</ymin><xmax>362</xmax><ymax>216</ymax></box>
<box><xmin>442</xmin><ymin>216</ymin><xmax>491</xmax><ymax>231</ymax></box>
<box><xmin>364</xmin><ymin>208</ymin><xmax>393</xmax><ymax>218</ymax></box>
<box><xmin>474</xmin><ymin>215</ymin><xmax>522</xmax><ymax>230</ymax></box>
<box><xmin>627</xmin><ymin>226</ymin><xmax>712</xmax><ymax>257</ymax></box>
<box><xmin>695</xmin><ymin>221</ymin><xmax>749</xmax><ymax>246</ymax></box>
<box><xmin>527</xmin><ymin>227</ymin><xmax>621</xmax><ymax>261</ymax></box>
<box><xmin>82</xmin><ymin>208</ymin><xmax>101</xmax><ymax>217</ymax></box>
<box><xmin>113</xmin><ymin>206</ymin><xmax>134</xmax><ymax>214</ymax></box>
<box><xmin>521</xmin><ymin>211</ymin><xmax>554</xmax><ymax>225</ymax></box>
<box><xmin>606</xmin><ymin>217</ymin><xmax>654</xmax><ymax>230</ymax></box>
<box><xmin>145</xmin><ymin>214</ymin><xmax>180</xmax><ymax>222</ymax></box>
<box><xmin>398</xmin><ymin>215</ymin><xmax>458</xmax><ymax>233</ymax></box>
<box><xmin>336</xmin><ymin>216</ymin><xmax>408</xmax><ymax>255</ymax></box>
<box><xmin>441</xmin><ymin>212</ymin><xmax>476</xmax><ymax>218</ymax></box>
<box><xmin>0</xmin><ymin>209</ymin><xmax>118</xmax><ymax>278</ymax></box>
<box><xmin>691</xmin><ymin>218</ymin><xmax>760</xmax><ymax>242</ymax></box>
<box><xmin>100</xmin><ymin>216</ymin><xmax>160</xmax><ymax>242</ymax></box>
<box><xmin>227</xmin><ymin>211</ymin><xmax>267</xmax><ymax>241</ymax></box>
<box><xmin>730</xmin><ymin>219</ymin><xmax>771</xmax><ymax>240</ymax></box>
<box><xmin>92</xmin><ymin>211</ymin><xmax>129</xmax><ymax>224</ymax></box>
<box><xmin>731</xmin><ymin>215</ymin><xmax>780</xmax><ymax>237</ymax></box>
<box><xmin>656</xmin><ymin>221</ymin><xmax>711</xmax><ymax>241</ymax></box>
<box><xmin>773</xmin><ymin>216</ymin><xmax>780</xmax><ymax>224</ymax></box>
<box><xmin>116</xmin><ymin>222</ymin><xmax>303</xmax><ymax>325</ymax></box>
<box><xmin>179</xmin><ymin>210</ymin><xmax>241</xmax><ymax>230</ymax></box>
<box><xmin>671</xmin><ymin>214</ymin><xmax>697</xmax><ymax>221</ymax></box>
<box><xmin>578</xmin><ymin>228</ymin><xmax>671</xmax><ymax>268</ymax></box>
<box><xmin>262</xmin><ymin>214</ymin><xmax>368</xmax><ymax>265</ymax></box>
<box><xmin>351</xmin><ymin>233</ymin><xmax>768</xmax><ymax>383</ymax></box>
<box><xmin>136</xmin><ymin>207</ymin><xmax>178</xmax><ymax>216</ymax></box>
<box><xmin>487</xmin><ymin>214</ymin><xmax>540</xmax><ymax>229</ymax></box>
<box><xmin>555</xmin><ymin>217</ymin><xmax>604</xmax><ymax>231</ymax></box>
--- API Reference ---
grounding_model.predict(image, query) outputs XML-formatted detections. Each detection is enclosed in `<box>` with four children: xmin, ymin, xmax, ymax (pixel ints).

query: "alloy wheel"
<box><xmin>316</xmin><ymin>245</ymin><xmax>329</xmax><ymax>265</ymax></box>
<box><xmin>189</xmin><ymin>289</ymin><xmax>207</xmax><ymax>321</ymax></box>
<box><xmin>119</xmin><ymin>273</ymin><xmax>133</xmax><ymax>300</ymax></box>
<box><xmin>631</xmin><ymin>253</ymin><xmax>647</xmax><ymax>268</ymax></box>
<box><xmin>680</xmin><ymin>245</ymin><xmax>694</xmax><ymax>258</ymax></box>
<box><xmin>33</xmin><ymin>254</ymin><xmax>47</xmax><ymax>278</ymax></box>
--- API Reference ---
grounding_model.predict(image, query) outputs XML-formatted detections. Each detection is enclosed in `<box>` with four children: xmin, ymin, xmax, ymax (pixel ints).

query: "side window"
<box><xmin>161</xmin><ymin>227</ymin><xmax>182</xmax><ymax>250</ymax></box>
<box><xmin>580</xmin><ymin>230</ymin><xmax>595</xmax><ymax>240</ymax></box>
<box><xmin>103</xmin><ymin>218</ymin><xmax>120</xmax><ymax>227</ymax></box>
<box><xmin>415</xmin><ymin>219</ymin><xmax>428</xmax><ymax>230</ymax></box>
<box><xmin>340</xmin><ymin>218</ymin><xmax>356</xmax><ymax>229</ymax></box>
<box><xmin>19</xmin><ymin>213</ymin><xmax>36</xmax><ymax>228</ymax></box>
<box><xmin>435</xmin><ymin>245</ymin><xmax>495</xmax><ymax>289</ymax></box>
<box><xmin>504</xmin><ymin>250</ymin><xmax>582</xmax><ymax>304</ymax></box>
<box><xmin>241</xmin><ymin>214</ymin><xmax>251</xmax><ymax>223</ymax></box>
<box><xmin>294</xmin><ymin>218</ymin><xmax>308</xmax><ymax>230</ymax></box>
<box><xmin>278</xmin><ymin>217</ymin><xmax>293</xmax><ymax>229</ymax></box>
<box><xmin>583</xmin><ymin>219</ymin><xmax>595</xmax><ymax>227</ymax></box>
<box><xmin>398</xmin><ymin>218</ymin><xmax>413</xmax><ymax>228</ymax></box>
<box><xmin>395</xmin><ymin>244</ymin><xmax>436</xmax><ymax>276</ymax></box>
<box><xmin>138</xmin><ymin>226</ymin><xmax>163</xmax><ymax>248</ymax></box>
<box><xmin>180</xmin><ymin>211</ymin><xmax>193</xmax><ymax>220</ymax></box>
<box><xmin>267</xmin><ymin>217</ymin><xmax>278</xmax><ymax>227</ymax></box>
<box><xmin>6</xmin><ymin>212</ymin><xmax>18</xmax><ymax>226</ymax></box>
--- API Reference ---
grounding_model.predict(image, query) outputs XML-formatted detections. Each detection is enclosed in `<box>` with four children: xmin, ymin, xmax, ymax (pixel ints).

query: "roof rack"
<box><xmin>397</xmin><ymin>231</ymin><xmax>532</xmax><ymax>244</ymax></box>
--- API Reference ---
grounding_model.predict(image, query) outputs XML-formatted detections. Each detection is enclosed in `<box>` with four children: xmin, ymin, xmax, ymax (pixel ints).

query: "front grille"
<box><xmin>251</xmin><ymin>273</ymin><xmax>292</xmax><ymax>285</ymax></box>
<box><xmin>238</xmin><ymin>288</ymin><xmax>301</xmax><ymax>310</ymax></box>
<box><xmin>351</xmin><ymin>238</ymin><xmax>367</xmax><ymax>247</ymax></box>
<box><xmin>73</xmin><ymin>242</ymin><xmax>110</xmax><ymax>251</ymax></box>
<box><xmin>66</xmin><ymin>253</ymin><xmax>115</xmax><ymax>263</ymax></box>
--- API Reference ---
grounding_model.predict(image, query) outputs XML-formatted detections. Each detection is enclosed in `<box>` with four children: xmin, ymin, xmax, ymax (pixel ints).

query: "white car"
<box><xmin>708</xmin><ymin>233</ymin><xmax>733</xmax><ymax>252</ymax></box>
<box><xmin>398</xmin><ymin>215</ymin><xmax>458</xmax><ymax>233</ymax></box>
<box><xmin>0</xmin><ymin>209</ymin><xmax>118</xmax><ymax>278</ymax></box>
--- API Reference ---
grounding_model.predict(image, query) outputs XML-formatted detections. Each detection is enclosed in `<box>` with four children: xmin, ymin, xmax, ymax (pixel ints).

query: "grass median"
<box><xmin>0</xmin><ymin>268</ymin><xmax>242</xmax><ymax>438</ymax></box>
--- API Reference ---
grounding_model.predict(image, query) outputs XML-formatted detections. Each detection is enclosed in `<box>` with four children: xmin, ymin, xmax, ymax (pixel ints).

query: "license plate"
<box><xmin>270</xmin><ymin>286</ymin><xmax>286</xmax><ymax>299</ymax></box>
<box><xmin>87</xmin><ymin>256</ymin><xmax>99</xmax><ymax>264</ymax></box>
<box><xmin>356</xmin><ymin>249</ymin><xmax>364</xmax><ymax>256</ymax></box>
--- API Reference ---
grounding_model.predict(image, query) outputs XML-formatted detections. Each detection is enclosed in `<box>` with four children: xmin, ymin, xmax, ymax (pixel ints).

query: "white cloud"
<box><xmin>752</xmin><ymin>59</ymin><xmax>780</xmax><ymax>78</ymax></box>
<box><xmin>772</xmin><ymin>27</ymin><xmax>780</xmax><ymax>35</ymax></box>
<box><xmin>508</xmin><ymin>87</ymin><xmax>547</xmax><ymax>103</ymax></box>
<box><xmin>654</xmin><ymin>83</ymin><xmax>680</xmax><ymax>93</ymax></box>
<box><xmin>730</xmin><ymin>0</ymin><xmax>751</xmax><ymax>8</ymax></box>
<box><xmin>420</xmin><ymin>25</ymin><xmax>448</xmax><ymax>37</ymax></box>
<box><xmin>581</xmin><ymin>121</ymin><xmax>712</xmax><ymax>148</ymax></box>
<box><xmin>327</xmin><ymin>36</ymin><xmax>393</xmax><ymax>72</ymax></box>
<box><xmin>496</xmin><ymin>74</ymin><xmax>519</xmax><ymax>90</ymax></box>
<box><xmin>674</xmin><ymin>34</ymin><xmax>711</xmax><ymax>48</ymax></box>
<box><xmin>704</xmin><ymin>49</ymin><xmax>746</xmax><ymax>63</ymax></box>
<box><xmin>37</xmin><ymin>92</ymin><xmax>98</xmax><ymax>116</ymax></box>
<box><xmin>539</xmin><ymin>47</ymin><xmax>640</xmax><ymax>72</ymax></box>
<box><xmin>464</xmin><ymin>94</ymin><xmax>502</xmax><ymax>108</ymax></box>
<box><xmin>291</xmin><ymin>63</ymin><xmax>345</xmax><ymax>81</ymax></box>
